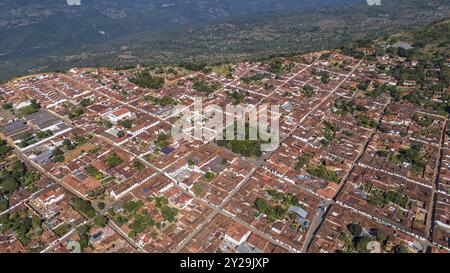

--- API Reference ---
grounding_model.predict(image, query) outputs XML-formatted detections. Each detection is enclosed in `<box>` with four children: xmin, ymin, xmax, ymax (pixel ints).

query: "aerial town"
<box><xmin>0</xmin><ymin>38</ymin><xmax>448</xmax><ymax>254</ymax></box>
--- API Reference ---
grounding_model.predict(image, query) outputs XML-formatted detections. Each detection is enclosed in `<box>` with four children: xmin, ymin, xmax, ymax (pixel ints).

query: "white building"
<box><xmin>223</xmin><ymin>224</ymin><xmax>251</xmax><ymax>247</ymax></box>
<box><xmin>107</xmin><ymin>108</ymin><xmax>133</xmax><ymax>123</ymax></box>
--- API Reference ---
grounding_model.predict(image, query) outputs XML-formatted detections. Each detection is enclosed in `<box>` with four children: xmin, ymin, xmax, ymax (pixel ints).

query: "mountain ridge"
<box><xmin>0</xmin><ymin>0</ymin><xmax>449</xmax><ymax>81</ymax></box>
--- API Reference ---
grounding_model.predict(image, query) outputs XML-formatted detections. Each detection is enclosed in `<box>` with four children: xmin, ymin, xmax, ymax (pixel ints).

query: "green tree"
<box><xmin>79</xmin><ymin>98</ymin><xmax>92</xmax><ymax>107</ymax></box>
<box><xmin>376</xmin><ymin>229</ymin><xmax>388</xmax><ymax>243</ymax></box>
<box><xmin>347</xmin><ymin>222</ymin><xmax>362</xmax><ymax>237</ymax></box>
<box><xmin>105</xmin><ymin>153</ymin><xmax>124</xmax><ymax>168</ymax></box>
<box><xmin>2</xmin><ymin>102</ymin><xmax>13</xmax><ymax>109</ymax></box>
<box><xmin>77</xmin><ymin>225</ymin><xmax>91</xmax><ymax>251</ymax></box>
<box><xmin>10</xmin><ymin>160</ymin><xmax>26</xmax><ymax>179</ymax></box>
<box><xmin>0</xmin><ymin>140</ymin><xmax>11</xmax><ymax>159</ymax></box>
<box><xmin>120</xmin><ymin>119</ymin><xmax>133</xmax><ymax>129</ymax></box>
<box><xmin>133</xmin><ymin>160</ymin><xmax>145</xmax><ymax>171</ymax></box>
<box><xmin>21</xmin><ymin>171</ymin><xmax>40</xmax><ymax>188</ymax></box>
<box><xmin>129</xmin><ymin>71</ymin><xmax>164</xmax><ymax>89</ymax></box>
<box><xmin>117</xmin><ymin>130</ymin><xmax>125</xmax><ymax>138</ymax></box>
<box><xmin>192</xmin><ymin>183</ymin><xmax>202</xmax><ymax>196</ymax></box>
<box><xmin>204</xmin><ymin>172</ymin><xmax>216</xmax><ymax>181</ymax></box>
<box><xmin>393</xmin><ymin>245</ymin><xmax>409</xmax><ymax>253</ymax></box>
<box><xmin>0</xmin><ymin>199</ymin><xmax>9</xmax><ymax>212</ymax></box>
<box><xmin>302</xmin><ymin>84</ymin><xmax>315</xmax><ymax>97</ymax></box>
<box><xmin>72</xmin><ymin>198</ymin><xmax>96</xmax><ymax>218</ymax></box>
<box><xmin>94</xmin><ymin>215</ymin><xmax>108</xmax><ymax>227</ymax></box>
<box><xmin>355</xmin><ymin>236</ymin><xmax>371</xmax><ymax>253</ymax></box>
<box><xmin>320</xmin><ymin>72</ymin><xmax>330</xmax><ymax>84</ymax></box>
<box><xmin>97</xmin><ymin>202</ymin><xmax>105</xmax><ymax>210</ymax></box>
<box><xmin>255</xmin><ymin>198</ymin><xmax>270</xmax><ymax>215</ymax></box>
<box><xmin>52</xmin><ymin>146</ymin><xmax>65</xmax><ymax>162</ymax></box>
<box><xmin>160</xmin><ymin>206</ymin><xmax>178</xmax><ymax>223</ymax></box>
<box><xmin>0</xmin><ymin>175</ymin><xmax>19</xmax><ymax>193</ymax></box>
<box><xmin>85</xmin><ymin>165</ymin><xmax>103</xmax><ymax>180</ymax></box>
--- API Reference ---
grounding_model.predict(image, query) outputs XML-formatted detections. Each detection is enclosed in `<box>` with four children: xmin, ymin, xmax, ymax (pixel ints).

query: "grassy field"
<box><xmin>64</xmin><ymin>144</ymin><xmax>96</xmax><ymax>163</ymax></box>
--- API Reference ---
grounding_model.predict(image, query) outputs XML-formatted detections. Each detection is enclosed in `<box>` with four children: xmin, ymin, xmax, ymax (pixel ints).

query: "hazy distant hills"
<box><xmin>0</xmin><ymin>0</ymin><xmax>360</xmax><ymax>55</ymax></box>
<box><xmin>0</xmin><ymin>0</ymin><xmax>449</xmax><ymax>81</ymax></box>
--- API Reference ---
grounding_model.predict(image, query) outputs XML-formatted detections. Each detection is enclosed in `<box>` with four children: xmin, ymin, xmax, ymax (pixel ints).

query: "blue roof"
<box><xmin>91</xmin><ymin>231</ymin><xmax>103</xmax><ymax>241</ymax></box>
<box><xmin>161</xmin><ymin>146</ymin><xmax>175</xmax><ymax>155</ymax></box>
<box><xmin>297</xmin><ymin>175</ymin><xmax>310</xmax><ymax>180</ymax></box>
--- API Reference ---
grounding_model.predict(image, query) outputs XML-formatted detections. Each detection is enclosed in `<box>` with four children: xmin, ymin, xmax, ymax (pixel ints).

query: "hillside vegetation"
<box><xmin>0</xmin><ymin>0</ymin><xmax>449</xmax><ymax>81</ymax></box>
